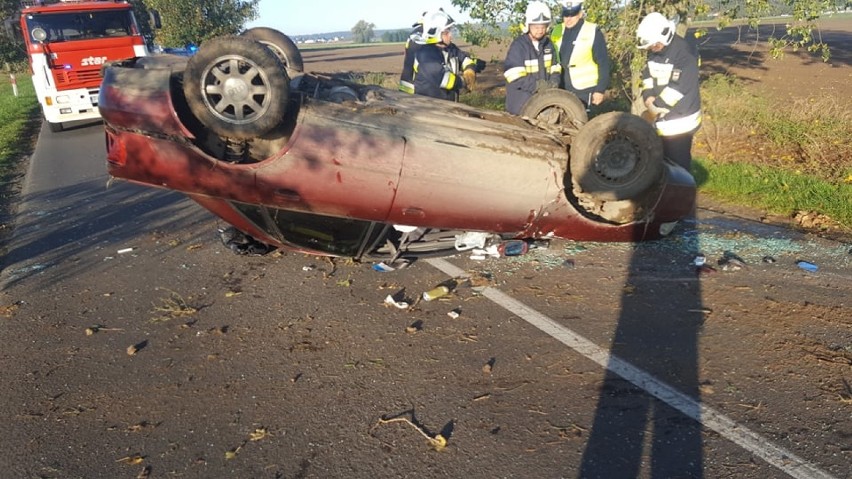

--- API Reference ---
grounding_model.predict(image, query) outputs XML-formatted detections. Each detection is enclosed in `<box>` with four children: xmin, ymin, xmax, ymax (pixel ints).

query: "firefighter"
<box><xmin>637</xmin><ymin>12</ymin><xmax>702</xmax><ymax>171</ymax></box>
<box><xmin>550</xmin><ymin>0</ymin><xmax>610</xmax><ymax>107</ymax></box>
<box><xmin>399</xmin><ymin>11</ymin><xmax>426</xmax><ymax>94</ymax></box>
<box><xmin>412</xmin><ymin>9</ymin><xmax>478</xmax><ymax>101</ymax></box>
<box><xmin>503</xmin><ymin>1</ymin><xmax>561</xmax><ymax>115</ymax></box>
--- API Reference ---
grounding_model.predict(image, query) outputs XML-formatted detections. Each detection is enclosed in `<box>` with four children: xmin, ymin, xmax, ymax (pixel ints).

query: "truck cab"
<box><xmin>13</xmin><ymin>0</ymin><xmax>155</xmax><ymax>132</ymax></box>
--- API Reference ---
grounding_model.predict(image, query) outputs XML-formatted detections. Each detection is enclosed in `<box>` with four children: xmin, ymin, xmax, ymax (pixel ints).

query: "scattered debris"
<box><xmin>406</xmin><ymin>320</ymin><xmax>423</xmax><ymax>334</ymax></box>
<box><xmin>136</xmin><ymin>465</ymin><xmax>151</xmax><ymax>479</ymax></box>
<box><xmin>796</xmin><ymin>260</ymin><xmax>819</xmax><ymax>273</ymax></box>
<box><xmin>498</xmin><ymin>240</ymin><xmax>529</xmax><ymax>257</ymax></box>
<box><xmin>370</xmin><ymin>412</ymin><xmax>448</xmax><ymax>451</ymax></box>
<box><xmin>249</xmin><ymin>427</ymin><xmax>269</xmax><ymax>442</ymax></box>
<box><xmin>150</xmin><ymin>289</ymin><xmax>198</xmax><ymax>323</ymax></box>
<box><xmin>116</xmin><ymin>455</ymin><xmax>144</xmax><ymax>465</ymax></box>
<box><xmin>0</xmin><ymin>301</ymin><xmax>22</xmax><ymax>318</ymax></box>
<box><xmin>482</xmin><ymin>358</ymin><xmax>496</xmax><ymax>375</ymax></box>
<box><xmin>225</xmin><ymin>427</ymin><xmax>270</xmax><ymax>460</ymax></box>
<box><xmin>84</xmin><ymin>325</ymin><xmax>123</xmax><ymax>336</ymax></box>
<box><xmin>473</xmin><ymin>393</ymin><xmax>491</xmax><ymax>402</ymax></box>
<box><xmin>384</xmin><ymin>292</ymin><xmax>410</xmax><ymax>309</ymax></box>
<box><xmin>762</xmin><ymin>256</ymin><xmax>776</xmax><ymax>263</ymax></box>
<box><xmin>447</xmin><ymin>308</ymin><xmax>461</xmax><ymax>319</ymax></box>
<box><xmin>126</xmin><ymin>341</ymin><xmax>146</xmax><ymax>356</ymax></box>
<box><xmin>117</xmin><ymin>247</ymin><xmax>136</xmax><ymax>254</ymax></box>
<box><xmin>422</xmin><ymin>285</ymin><xmax>450</xmax><ymax>301</ymax></box>
<box><xmin>693</xmin><ymin>254</ymin><xmax>706</xmax><ymax>266</ymax></box>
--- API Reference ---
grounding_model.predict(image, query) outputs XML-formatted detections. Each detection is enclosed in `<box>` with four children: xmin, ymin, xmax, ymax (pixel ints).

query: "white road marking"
<box><xmin>426</xmin><ymin>258</ymin><xmax>837</xmax><ymax>479</ymax></box>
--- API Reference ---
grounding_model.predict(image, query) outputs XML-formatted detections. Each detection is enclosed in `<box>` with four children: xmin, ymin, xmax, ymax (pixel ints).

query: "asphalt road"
<box><xmin>0</xmin><ymin>122</ymin><xmax>850</xmax><ymax>478</ymax></box>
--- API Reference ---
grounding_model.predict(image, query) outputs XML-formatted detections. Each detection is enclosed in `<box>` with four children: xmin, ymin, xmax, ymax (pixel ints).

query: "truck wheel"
<box><xmin>241</xmin><ymin>27</ymin><xmax>304</xmax><ymax>79</ymax></box>
<box><xmin>520</xmin><ymin>89</ymin><xmax>588</xmax><ymax>128</ymax></box>
<box><xmin>183</xmin><ymin>36</ymin><xmax>289</xmax><ymax>139</ymax></box>
<box><xmin>570</xmin><ymin>112</ymin><xmax>663</xmax><ymax>201</ymax></box>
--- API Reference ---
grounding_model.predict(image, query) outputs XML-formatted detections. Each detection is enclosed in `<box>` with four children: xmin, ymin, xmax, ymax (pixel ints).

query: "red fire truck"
<box><xmin>13</xmin><ymin>0</ymin><xmax>157</xmax><ymax>132</ymax></box>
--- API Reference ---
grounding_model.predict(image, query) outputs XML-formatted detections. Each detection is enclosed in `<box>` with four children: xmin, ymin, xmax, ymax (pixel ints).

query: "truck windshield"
<box><xmin>25</xmin><ymin>10</ymin><xmax>136</xmax><ymax>42</ymax></box>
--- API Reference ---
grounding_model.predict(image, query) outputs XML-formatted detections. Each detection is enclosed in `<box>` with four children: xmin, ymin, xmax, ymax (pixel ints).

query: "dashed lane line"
<box><xmin>426</xmin><ymin>258</ymin><xmax>837</xmax><ymax>479</ymax></box>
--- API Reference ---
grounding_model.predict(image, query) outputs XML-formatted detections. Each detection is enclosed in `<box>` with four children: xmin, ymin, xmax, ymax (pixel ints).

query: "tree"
<box><xmin>142</xmin><ymin>0</ymin><xmax>260</xmax><ymax>48</ymax></box>
<box><xmin>0</xmin><ymin>0</ymin><xmax>28</xmax><ymax>70</ymax></box>
<box><xmin>450</xmin><ymin>0</ymin><xmax>832</xmax><ymax>109</ymax></box>
<box><xmin>351</xmin><ymin>20</ymin><xmax>375</xmax><ymax>44</ymax></box>
<box><xmin>382</xmin><ymin>29</ymin><xmax>410</xmax><ymax>43</ymax></box>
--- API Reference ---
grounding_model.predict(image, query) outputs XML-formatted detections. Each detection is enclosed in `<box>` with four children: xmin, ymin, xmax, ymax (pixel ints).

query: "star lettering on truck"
<box><xmin>81</xmin><ymin>56</ymin><xmax>108</xmax><ymax>67</ymax></box>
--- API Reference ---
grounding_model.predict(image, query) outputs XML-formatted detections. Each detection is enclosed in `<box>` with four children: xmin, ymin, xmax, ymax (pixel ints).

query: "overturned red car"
<box><xmin>99</xmin><ymin>28</ymin><xmax>695</xmax><ymax>261</ymax></box>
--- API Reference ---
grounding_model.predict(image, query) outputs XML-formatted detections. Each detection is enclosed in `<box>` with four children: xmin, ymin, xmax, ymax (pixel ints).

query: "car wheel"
<box><xmin>183</xmin><ymin>36</ymin><xmax>289</xmax><ymax>139</ymax></box>
<box><xmin>241</xmin><ymin>27</ymin><xmax>304</xmax><ymax>79</ymax></box>
<box><xmin>520</xmin><ymin>89</ymin><xmax>588</xmax><ymax>128</ymax></box>
<box><xmin>570</xmin><ymin>112</ymin><xmax>664</xmax><ymax>201</ymax></box>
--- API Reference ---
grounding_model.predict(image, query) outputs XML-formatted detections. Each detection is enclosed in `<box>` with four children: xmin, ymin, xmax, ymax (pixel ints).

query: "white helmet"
<box><xmin>562</xmin><ymin>0</ymin><xmax>584</xmax><ymax>18</ymax></box>
<box><xmin>524</xmin><ymin>1</ymin><xmax>552</xmax><ymax>33</ymax></box>
<box><xmin>422</xmin><ymin>9</ymin><xmax>455</xmax><ymax>43</ymax></box>
<box><xmin>636</xmin><ymin>12</ymin><xmax>676</xmax><ymax>49</ymax></box>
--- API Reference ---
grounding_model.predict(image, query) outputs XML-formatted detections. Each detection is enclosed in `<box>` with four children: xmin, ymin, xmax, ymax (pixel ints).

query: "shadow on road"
<box><xmin>0</xmin><ymin>180</ymin><xmax>208</xmax><ymax>289</ymax></box>
<box><xmin>579</xmin><ymin>222</ymin><xmax>705</xmax><ymax>477</ymax></box>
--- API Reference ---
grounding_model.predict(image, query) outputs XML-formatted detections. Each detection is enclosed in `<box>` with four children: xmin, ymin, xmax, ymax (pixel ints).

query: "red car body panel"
<box><xmin>100</xmin><ymin>55</ymin><xmax>695</xmax><ymax>256</ymax></box>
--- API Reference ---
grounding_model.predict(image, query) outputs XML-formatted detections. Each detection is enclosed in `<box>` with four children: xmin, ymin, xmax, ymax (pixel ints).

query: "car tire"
<box><xmin>520</xmin><ymin>89</ymin><xmax>588</xmax><ymax>128</ymax></box>
<box><xmin>183</xmin><ymin>36</ymin><xmax>289</xmax><ymax>139</ymax></box>
<box><xmin>240</xmin><ymin>27</ymin><xmax>304</xmax><ymax>79</ymax></box>
<box><xmin>570</xmin><ymin>112</ymin><xmax>664</xmax><ymax>201</ymax></box>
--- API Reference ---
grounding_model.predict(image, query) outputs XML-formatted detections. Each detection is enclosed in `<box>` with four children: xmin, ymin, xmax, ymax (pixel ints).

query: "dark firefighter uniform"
<box><xmin>399</xmin><ymin>24</ymin><xmax>423</xmax><ymax>94</ymax></box>
<box><xmin>413</xmin><ymin>42</ymin><xmax>475</xmax><ymax>101</ymax></box>
<box><xmin>503</xmin><ymin>34</ymin><xmax>561</xmax><ymax>115</ymax></box>
<box><xmin>550</xmin><ymin>18</ymin><xmax>610</xmax><ymax>105</ymax></box>
<box><xmin>641</xmin><ymin>34</ymin><xmax>702</xmax><ymax>170</ymax></box>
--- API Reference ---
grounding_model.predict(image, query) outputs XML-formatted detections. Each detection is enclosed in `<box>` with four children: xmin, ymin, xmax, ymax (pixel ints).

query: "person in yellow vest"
<box><xmin>550</xmin><ymin>0</ymin><xmax>610</xmax><ymax>108</ymax></box>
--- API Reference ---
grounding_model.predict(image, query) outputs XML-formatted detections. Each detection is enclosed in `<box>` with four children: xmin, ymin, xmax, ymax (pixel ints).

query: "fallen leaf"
<box><xmin>249</xmin><ymin>427</ymin><xmax>269</xmax><ymax>441</ymax></box>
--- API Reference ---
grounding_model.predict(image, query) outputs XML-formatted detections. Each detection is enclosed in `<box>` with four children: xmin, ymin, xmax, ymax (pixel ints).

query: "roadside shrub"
<box><xmin>699</xmin><ymin>74</ymin><xmax>852</xmax><ymax>182</ymax></box>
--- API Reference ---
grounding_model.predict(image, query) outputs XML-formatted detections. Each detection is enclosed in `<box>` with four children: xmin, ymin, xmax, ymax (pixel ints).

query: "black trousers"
<box><xmin>662</xmin><ymin>132</ymin><xmax>694</xmax><ymax>171</ymax></box>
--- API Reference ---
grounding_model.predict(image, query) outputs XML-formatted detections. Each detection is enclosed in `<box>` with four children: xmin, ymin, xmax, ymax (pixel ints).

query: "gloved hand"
<box><xmin>644</xmin><ymin>96</ymin><xmax>670</xmax><ymax>118</ymax></box>
<box><xmin>462</xmin><ymin>69</ymin><xmax>477</xmax><ymax>90</ymax></box>
<box><xmin>647</xmin><ymin>103</ymin><xmax>671</xmax><ymax>118</ymax></box>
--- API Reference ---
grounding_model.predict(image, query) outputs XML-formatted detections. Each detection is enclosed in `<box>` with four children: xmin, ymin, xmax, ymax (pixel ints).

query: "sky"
<box><xmin>246</xmin><ymin>0</ymin><xmax>474</xmax><ymax>36</ymax></box>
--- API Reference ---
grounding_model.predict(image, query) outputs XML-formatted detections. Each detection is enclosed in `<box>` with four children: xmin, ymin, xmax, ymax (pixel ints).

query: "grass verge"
<box><xmin>693</xmin><ymin>158</ymin><xmax>852</xmax><ymax>228</ymax></box>
<box><xmin>0</xmin><ymin>74</ymin><xmax>40</xmax><ymax>170</ymax></box>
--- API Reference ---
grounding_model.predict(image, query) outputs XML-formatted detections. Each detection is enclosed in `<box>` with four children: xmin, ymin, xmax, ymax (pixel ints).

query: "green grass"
<box><xmin>693</xmin><ymin>158</ymin><xmax>852</xmax><ymax>227</ymax></box>
<box><xmin>0</xmin><ymin>74</ymin><xmax>40</xmax><ymax>170</ymax></box>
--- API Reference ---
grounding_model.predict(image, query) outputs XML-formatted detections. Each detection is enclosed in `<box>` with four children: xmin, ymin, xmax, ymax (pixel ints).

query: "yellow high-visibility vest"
<box><xmin>552</xmin><ymin>21</ymin><xmax>599</xmax><ymax>90</ymax></box>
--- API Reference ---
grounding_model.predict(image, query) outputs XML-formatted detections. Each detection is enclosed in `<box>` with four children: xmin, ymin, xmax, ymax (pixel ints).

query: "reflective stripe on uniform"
<box><xmin>462</xmin><ymin>57</ymin><xmax>475</xmax><ymax>70</ymax></box>
<box><xmin>504</xmin><ymin>66</ymin><xmax>527</xmax><ymax>83</ymax></box>
<box><xmin>399</xmin><ymin>80</ymin><xmax>414</xmax><ymax>94</ymax></box>
<box><xmin>440</xmin><ymin>71</ymin><xmax>457</xmax><ymax>90</ymax></box>
<box><xmin>648</xmin><ymin>61</ymin><xmax>673</xmax><ymax>86</ymax></box>
<box><xmin>656</xmin><ymin>110</ymin><xmax>702</xmax><ymax>136</ymax></box>
<box><xmin>659</xmin><ymin>86</ymin><xmax>684</xmax><ymax>106</ymax></box>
